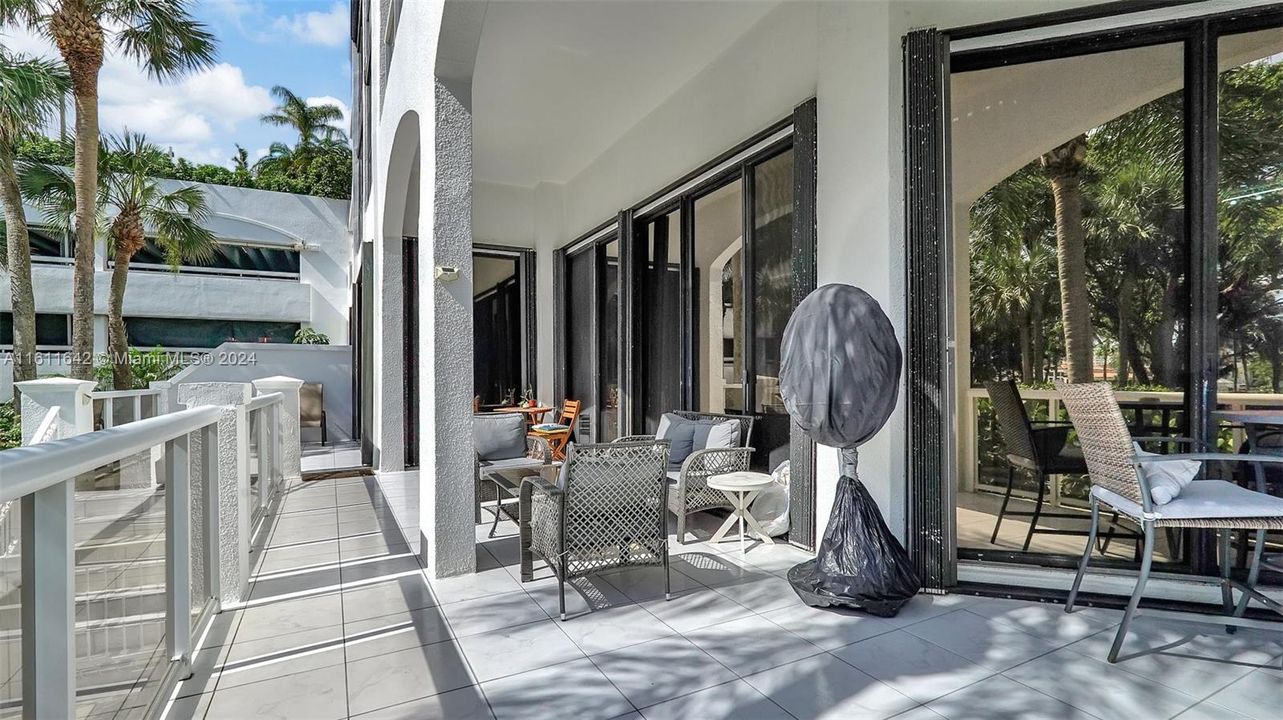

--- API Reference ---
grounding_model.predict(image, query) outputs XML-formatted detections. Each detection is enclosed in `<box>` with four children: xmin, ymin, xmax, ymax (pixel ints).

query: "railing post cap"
<box><xmin>14</xmin><ymin>377</ymin><xmax>96</xmax><ymax>393</ymax></box>
<box><xmin>252</xmin><ymin>376</ymin><xmax>305</xmax><ymax>390</ymax></box>
<box><xmin>176</xmin><ymin>382</ymin><xmax>254</xmax><ymax>408</ymax></box>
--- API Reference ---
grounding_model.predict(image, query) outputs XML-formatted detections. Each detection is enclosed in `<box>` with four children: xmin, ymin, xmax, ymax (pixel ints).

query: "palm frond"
<box><xmin>112</xmin><ymin>0</ymin><xmax>217</xmax><ymax>80</ymax></box>
<box><xmin>0</xmin><ymin>47</ymin><xmax>69</xmax><ymax>142</ymax></box>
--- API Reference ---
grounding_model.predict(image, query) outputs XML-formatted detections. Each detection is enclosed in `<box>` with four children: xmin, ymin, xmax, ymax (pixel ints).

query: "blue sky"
<box><xmin>2</xmin><ymin>0</ymin><xmax>352</xmax><ymax>168</ymax></box>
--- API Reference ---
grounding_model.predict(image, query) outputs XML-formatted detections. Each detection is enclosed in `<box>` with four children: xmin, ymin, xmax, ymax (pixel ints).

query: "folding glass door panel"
<box><xmin>1216</xmin><ymin>25</ymin><xmax>1283</xmax><ymax>584</ymax></box>
<box><xmin>749</xmin><ymin>149</ymin><xmax>796</xmax><ymax>470</ymax></box>
<box><xmin>599</xmin><ymin>239</ymin><xmax>622</xmax><ymax>442</ymax></box>
<box><xmin>951</xmin><ymin>40</ymin><xmax>1190</xmax><ymax>567</ymax></box>
<box><xmin>693</xmin><ymin>179</ymin><xmax>746</xmax><ymax>417</ymax></box>
<box><xmin>473</xmin><ymin>253</ymin><xmax>522</xmax><ymax>408</ymax></box>
<box><xmin>639</xmin><ymin>208</ymin><xmax>685</xmax><ymax>434</ymax></box>
<box><xmin>566</xmin><ymin>245</ymin><xmax>597</xmax><ymax>441</ymax></box>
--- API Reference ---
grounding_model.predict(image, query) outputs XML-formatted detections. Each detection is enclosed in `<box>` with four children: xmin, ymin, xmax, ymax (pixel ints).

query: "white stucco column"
<box><xmin>426</xmin><ymin>77</ymin><xmax>476</xmax><ymax>578</ymax></box>
<box><xmin>15</xmin><ymin>378</ymin><xmax>95</xmax><ymax>443</ymax></box>
<box><xmin>177</xmin><ymin>382</ymin><xmax>253</xmax><ymax>604</ymax></box>
<box><xmin>252</xmin><ymin>376</ymin><xmax>304</xmax><ymax>483</ymax></box>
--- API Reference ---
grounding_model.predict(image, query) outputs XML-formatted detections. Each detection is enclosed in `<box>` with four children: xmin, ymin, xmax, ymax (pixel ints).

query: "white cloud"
<box><xmin>272</xmin><ymin>2</ymin><xmax>348</xmax><ymax>48</ymax></box>
<box><xmin>306</xmin><ymin>95</ymin><xmax>351</xmax><ymax>133</ymax></box>
<box><xmin>2</xmin><ymin>23</ymin><xmax>274</xmax><ymax>166</ymax></box>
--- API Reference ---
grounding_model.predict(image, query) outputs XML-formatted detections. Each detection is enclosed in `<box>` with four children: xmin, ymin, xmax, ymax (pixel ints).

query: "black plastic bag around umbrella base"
<box><xmin>788</xmin><ymin>475</ymin><xmax>920</xmax><ymax>617</ymax></box>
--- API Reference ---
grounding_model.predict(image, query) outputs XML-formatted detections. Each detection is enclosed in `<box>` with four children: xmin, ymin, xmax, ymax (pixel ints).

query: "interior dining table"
<box><xmin>495</xmin><ymin>405</ymin><xmax>553</xmax><ymax>426</ymax></box>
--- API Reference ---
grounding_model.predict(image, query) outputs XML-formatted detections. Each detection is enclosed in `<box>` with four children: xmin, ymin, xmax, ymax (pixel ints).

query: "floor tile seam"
<box><xmin>991</xmin><ymin>669</ymin><xmax>1116</xmax><ymax>720</ymax></box>
<box><xmin>824</xmin><ymin>628</ymin><xmax>1003</xmax><ymax>696</ymax></box>
<box><xmin>632</xmin><ymin>674</ymin><xmax>801</xmax><ymax>720</ymax></box>
<box><xmin>1047</xmin><ymin>631</ymin><xmax>1249</xmax><ymax>704</ymax></box>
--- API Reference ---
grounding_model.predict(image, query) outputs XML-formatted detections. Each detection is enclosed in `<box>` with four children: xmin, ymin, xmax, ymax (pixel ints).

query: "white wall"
<box><xmin>364</xmin><ymin>0</ymin><xmax>1134</xmax><ymax>567</ymax></box>
<box><xmin>166</xmin><ymin>342</ymin><xmax>354</xmax><ymax>442</ymax></box>
<box><xmin>512</xmin><ymin>0</ymin><xmax>1113</xmax><ymax>538</ymax></box>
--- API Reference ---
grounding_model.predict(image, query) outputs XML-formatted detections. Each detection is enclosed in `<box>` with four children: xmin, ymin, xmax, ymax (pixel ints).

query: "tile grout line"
<box><xmin>330</xmin><ymin>482</ymin><xmax>354</xmax><ymax>720</ymax></box>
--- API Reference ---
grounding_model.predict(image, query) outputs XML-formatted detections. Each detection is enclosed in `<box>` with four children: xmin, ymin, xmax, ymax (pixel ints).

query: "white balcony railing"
<box><xmin>0</xmin><ymin>376</ymin><xmax>300</xmax><ymax>720</ymax></box>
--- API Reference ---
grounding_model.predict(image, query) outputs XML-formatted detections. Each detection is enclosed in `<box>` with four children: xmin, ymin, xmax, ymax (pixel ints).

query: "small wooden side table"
<box><xmin>496</xmin><ymin>405</ymin><xmax>553</xmax><ymax>426</ymax></box>
<box><xmin>708</xmin><ymin>471</ymin><xmax>776</xmax><ymax>554</ymax></box>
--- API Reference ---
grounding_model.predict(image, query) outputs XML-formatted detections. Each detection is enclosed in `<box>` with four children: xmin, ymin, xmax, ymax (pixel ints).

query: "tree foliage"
<box><xmin>970</xmin><ymin>59</ymin><xmax>1283</xmax><ymax>392</ymax></box>
<box><xmin>12</xmin><ymin>90</ymin><xmax>352</xmax><ymax>200</ymax></box>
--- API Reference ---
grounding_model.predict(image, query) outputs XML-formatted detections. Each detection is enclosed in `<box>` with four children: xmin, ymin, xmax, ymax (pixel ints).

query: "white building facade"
<box><xmin>351</xmin><ymin>0</ymin><xmax>1283</xmax><ymax>610</ymax></box>
<box><xmin>1</xmin><ymin>181</ymin><xmax>350</xmax><ymax>400</ymax></box>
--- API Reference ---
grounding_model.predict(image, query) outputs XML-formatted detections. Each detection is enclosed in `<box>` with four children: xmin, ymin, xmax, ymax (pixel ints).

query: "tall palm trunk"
<box><xmin>51</xmin><ymin>1</ymin><xmax>104</xmax><ymax>380</ymax></box>
<box><xmin>107</xmin><ymin>246</ymin><xmax>131</xmax><ymax>389</ymax></box>
<box><xmin>1117</xmin><ymin>273</ymin><xmax>1135</xmax><ymax>385</ymax></box>
<box><xmin>1042</xmin><ymin>135</ymin><xmax>1094</xmax><ymax>383</ymax></box>
<box><xmin>0</xmin><ymin>144</ymin><xmax>37</xmax><ymax>400</ymax></box>
<box><xmin>106</xmin><ymin>214</ymin><xmax>141</xmax><ymax>390</ymax></box>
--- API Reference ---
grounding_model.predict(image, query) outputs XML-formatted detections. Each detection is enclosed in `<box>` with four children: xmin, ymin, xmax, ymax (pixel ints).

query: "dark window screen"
<box><xmin>132</xmin><ymin>241</ymin><xmax>301</xmax><ymax>274</ymax></box>
<box><xmin>29</xmin><ymin>227</ymin><xmax>68</xmax><ymax>257</ymax></box>
<box><xmin>1</xmin><ymin>313</ymin><xmax>70</xmax><ymax>346</ymax></box>
<box><xmin>125</xmin><ymin>317</ymin><xmax>299</xmax><ymax>348</ymax></box>
<box><xmin>566</xmin><ymin>247</ymin><xmax>595</xmax><ymax>440</ymax></box>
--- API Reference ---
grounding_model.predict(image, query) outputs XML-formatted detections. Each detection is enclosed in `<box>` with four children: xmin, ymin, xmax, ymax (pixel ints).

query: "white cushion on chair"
<box><xmin>1093</xmin><ymin>480</ymin><xmax>1283</xmax><ymax>522</ymax></box>
<box><xmin>1133</xmin><ymin>444</ymin><xmax>1199</xmax><ymax>505</ymax></box>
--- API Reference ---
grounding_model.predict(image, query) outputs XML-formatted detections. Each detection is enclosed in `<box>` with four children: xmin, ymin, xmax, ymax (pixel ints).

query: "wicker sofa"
<box><xmin>618</xmin><ymin>411</ymin><xmax>755</xmax><ymax>544</ymax></box>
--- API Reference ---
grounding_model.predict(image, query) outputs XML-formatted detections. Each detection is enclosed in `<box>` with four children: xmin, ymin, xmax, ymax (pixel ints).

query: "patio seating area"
<box><xmin>166</xmin><ymin>473</ymin><xmax>1283</xmax><ymax>720</ymax></box>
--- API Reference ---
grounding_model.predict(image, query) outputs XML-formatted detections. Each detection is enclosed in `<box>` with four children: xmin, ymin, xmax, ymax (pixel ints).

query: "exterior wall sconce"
<box><xmin>435</xmin><ymin>266</ymin><xmax>460</xmax><ymax>282</ymax></box>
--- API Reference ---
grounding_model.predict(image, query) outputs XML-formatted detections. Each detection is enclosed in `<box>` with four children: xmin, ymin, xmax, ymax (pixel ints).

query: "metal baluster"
<box><xmin>20</xmin><ymin>480</ymin><xmax>74</xmax><ymax>720</ymax></box>
<box><xmin>201</xmin><ymin>423</ymin><xmax>221</xmax><ymax>606</ymax></box>
<box><xmin>133</xmin><ymin>396</ymin><xmax>143</xmax><ymax>424</ymax></box>
<box><xmin>165</xmin><ymin>433</ymin><xmax>192</xmax><ymax>676</ymax></box>
<box><xmin>102</xmin><ymin>399</ymin><xmax>114</xmax><ymax>429</ymax></box>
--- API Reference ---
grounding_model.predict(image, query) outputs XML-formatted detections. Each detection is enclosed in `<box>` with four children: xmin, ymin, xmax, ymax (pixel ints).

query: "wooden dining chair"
<box><xmin>529</xmin><ymin>399</ymin><xmax>581</xmax><ymax>460</ymax></box>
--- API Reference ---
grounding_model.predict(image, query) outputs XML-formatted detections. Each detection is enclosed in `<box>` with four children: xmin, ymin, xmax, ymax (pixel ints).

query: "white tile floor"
<box><xmin>166</xmin><ymin>475</ymin><xmax>1283</xmax><ymax>720</ymax></box>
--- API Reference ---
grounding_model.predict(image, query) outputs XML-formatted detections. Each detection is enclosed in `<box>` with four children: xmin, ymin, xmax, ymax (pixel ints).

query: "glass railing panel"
<box><xmin>72</xmin><ymin>457</ymin><xmax>168</xmax><ymax>718</ymax></box>
<box><xmin>0</xmin><ymin>501</ymin><xmax>21</xmax><ymax>719</ymax></box>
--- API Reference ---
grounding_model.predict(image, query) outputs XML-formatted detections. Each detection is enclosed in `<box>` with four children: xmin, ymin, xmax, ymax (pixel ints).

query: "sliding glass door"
<box><xmin>946</xmin><ymin>10</ymin><xmax>1283</xmax><ymax>586</ymax></box>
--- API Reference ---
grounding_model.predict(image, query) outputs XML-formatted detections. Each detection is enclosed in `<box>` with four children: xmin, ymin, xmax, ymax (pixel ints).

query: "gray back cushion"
<box><xmin>657</xmin><ymin>414</ymin><xmax>741</xmax><ymax>468</ymax></box>
<box><xmin>474</xmin><ymin>414</ymin><xmax>527</xmax><ymax>461</ymax></box>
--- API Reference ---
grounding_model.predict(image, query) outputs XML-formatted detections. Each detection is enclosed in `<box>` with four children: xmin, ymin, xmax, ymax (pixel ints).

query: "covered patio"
<box><xmin>170</xmin><ymin>473</ymin><xmax>1282</xmax><ymax>720</ymax></box>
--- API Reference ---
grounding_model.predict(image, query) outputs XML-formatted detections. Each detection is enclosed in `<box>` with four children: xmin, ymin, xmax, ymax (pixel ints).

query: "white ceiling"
<box><xmin>471</xmin><ymin>0</ymin><xmax>779</xmax><ymax>188</ymax></box>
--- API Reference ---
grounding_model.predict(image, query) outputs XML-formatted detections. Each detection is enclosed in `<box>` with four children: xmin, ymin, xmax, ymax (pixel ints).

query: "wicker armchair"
<box><xmin>519</xmin><ymin>440</ymin><xmax>671</xmax><ymax>619</ymax></box>
<box><xmin>474</xmin><ymin>413</ymin><xmax>551</xmax><ymax>525</ymax></box>
<box><xmin>1056</xmin><ymin>382</ymin><xmax>1283</xmax><ymax>662</ymax></box>
<box><xmin>617</xmin><ymin>411</ymin><xmax>755</xmax><ymax>544</ymax></box>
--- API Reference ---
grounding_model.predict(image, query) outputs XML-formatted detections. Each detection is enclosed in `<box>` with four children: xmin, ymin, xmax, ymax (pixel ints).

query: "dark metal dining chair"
<box><xmin>986</xmin><ymin>379</ymin><xmax>1136</xmax><ymax>553</ymax></box>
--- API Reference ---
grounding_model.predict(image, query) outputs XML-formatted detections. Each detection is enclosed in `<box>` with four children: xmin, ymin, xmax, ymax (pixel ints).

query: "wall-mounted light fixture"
<box><xmin>435</xmin><ymin>266</ymin><xmax>460</xmax><ymax>282</ymax></box>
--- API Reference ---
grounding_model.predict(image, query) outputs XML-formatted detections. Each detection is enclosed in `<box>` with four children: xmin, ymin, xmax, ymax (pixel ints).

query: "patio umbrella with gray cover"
<box><xmin>780</xmin><ymin>283</ymin><xmax>920</xmax><ymax>616</ymax></box>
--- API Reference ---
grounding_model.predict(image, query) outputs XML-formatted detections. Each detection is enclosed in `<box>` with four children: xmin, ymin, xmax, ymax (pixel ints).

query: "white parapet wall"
<box><xmin>163</xmin><ymin>342</ymin><xmax>353</xmax><ymax>443</ymax></box>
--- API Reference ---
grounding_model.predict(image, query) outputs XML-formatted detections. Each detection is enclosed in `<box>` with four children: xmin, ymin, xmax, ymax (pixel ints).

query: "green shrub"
<box><xmin>293</xmin><ymin>328</ymin><xmax>330</xmax><ymax>345</ymax></box>
<box><xmin>0</xmin><ymin>404</ymin><xmax>19</xmax><ymax>451</ymax></box>
<box><xmin>93</xmin><ymin>347</ymin><xmax>183</xmax><ymax>390</ymax></box>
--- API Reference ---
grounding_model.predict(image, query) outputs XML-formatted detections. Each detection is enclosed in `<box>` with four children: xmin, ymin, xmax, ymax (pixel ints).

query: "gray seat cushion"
<box><xmin>1093</xmin><ymin>480</ymin><xmax>1283</xmax><ymax>521</ymax></box>
<box><xmin>475</xmin><ymin>414</ymin><xmax>527</xmax><ymax>461</ymax></box>
<box><xmin>479</xmin><ymin>456</ymin><xmax>544</xmax><ymax>472</ymax></box>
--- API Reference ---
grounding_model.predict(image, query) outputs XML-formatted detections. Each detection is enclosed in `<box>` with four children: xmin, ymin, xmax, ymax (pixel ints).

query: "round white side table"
<box><xmin>707</xmin><ymin>471</ymin><xmax>777</xmax><ymax>554</ymax></box>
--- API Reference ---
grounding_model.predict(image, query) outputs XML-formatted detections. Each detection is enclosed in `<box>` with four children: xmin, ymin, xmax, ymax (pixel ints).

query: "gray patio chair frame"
<box><xmin>519</xmin><ymin>439</ymin><xmax>671</xmax><ymax>620</ymax></box>
<box><xmin>1057</xmin><ymin>382</ymin><xmax>1283</xmax><ymax>663</ymax></box>
<box><xmin>617</xmin><ymin>411</ymin><xmax>755</xmax><ymax>544</ymax></box>
<box><xmin>474</xmin><ymin>413</ymin><xmax>551</xmax><ymax>531</ymax></box>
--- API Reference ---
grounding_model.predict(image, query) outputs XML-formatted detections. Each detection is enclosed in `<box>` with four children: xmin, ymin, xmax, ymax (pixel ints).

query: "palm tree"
<box><xmin>1041</xmin><ymin>134</ymin><xmax>1094</xmax><ymax>382</ymax></box>
<box><xmin>260</xmin><ymin>86</ymin><xmax>347</xmax><ymax>163</ymax></box>
<box><xmin>2</xmin><ymin>0</ymin><xmax>216</xmax><ymax>380</ymax></box>
<box><xmin>0</xmin><ymin>48</ymin><xmax>69</xmax><ymax>396</ymax></box>
<box><xmin>25</xmin><ymin>133</ymin><xmax>216</xmax><ymax>389</ymax></box>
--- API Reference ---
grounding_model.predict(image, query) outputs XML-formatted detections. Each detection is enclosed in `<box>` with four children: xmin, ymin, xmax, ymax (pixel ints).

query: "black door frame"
<box><xmin>909</xmin><ymin>3</ymin><xmax>1283</xmax><ymax>589</ymax></box>
<box><xmin>473</xmin><ymin>244</ymin><xmax>538</xmax><ymax>406</ymax></box>
<box><xmin>554</xmin><ymin>100</ymin><xmax>821</xmax><ymax>548</ymax></box>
